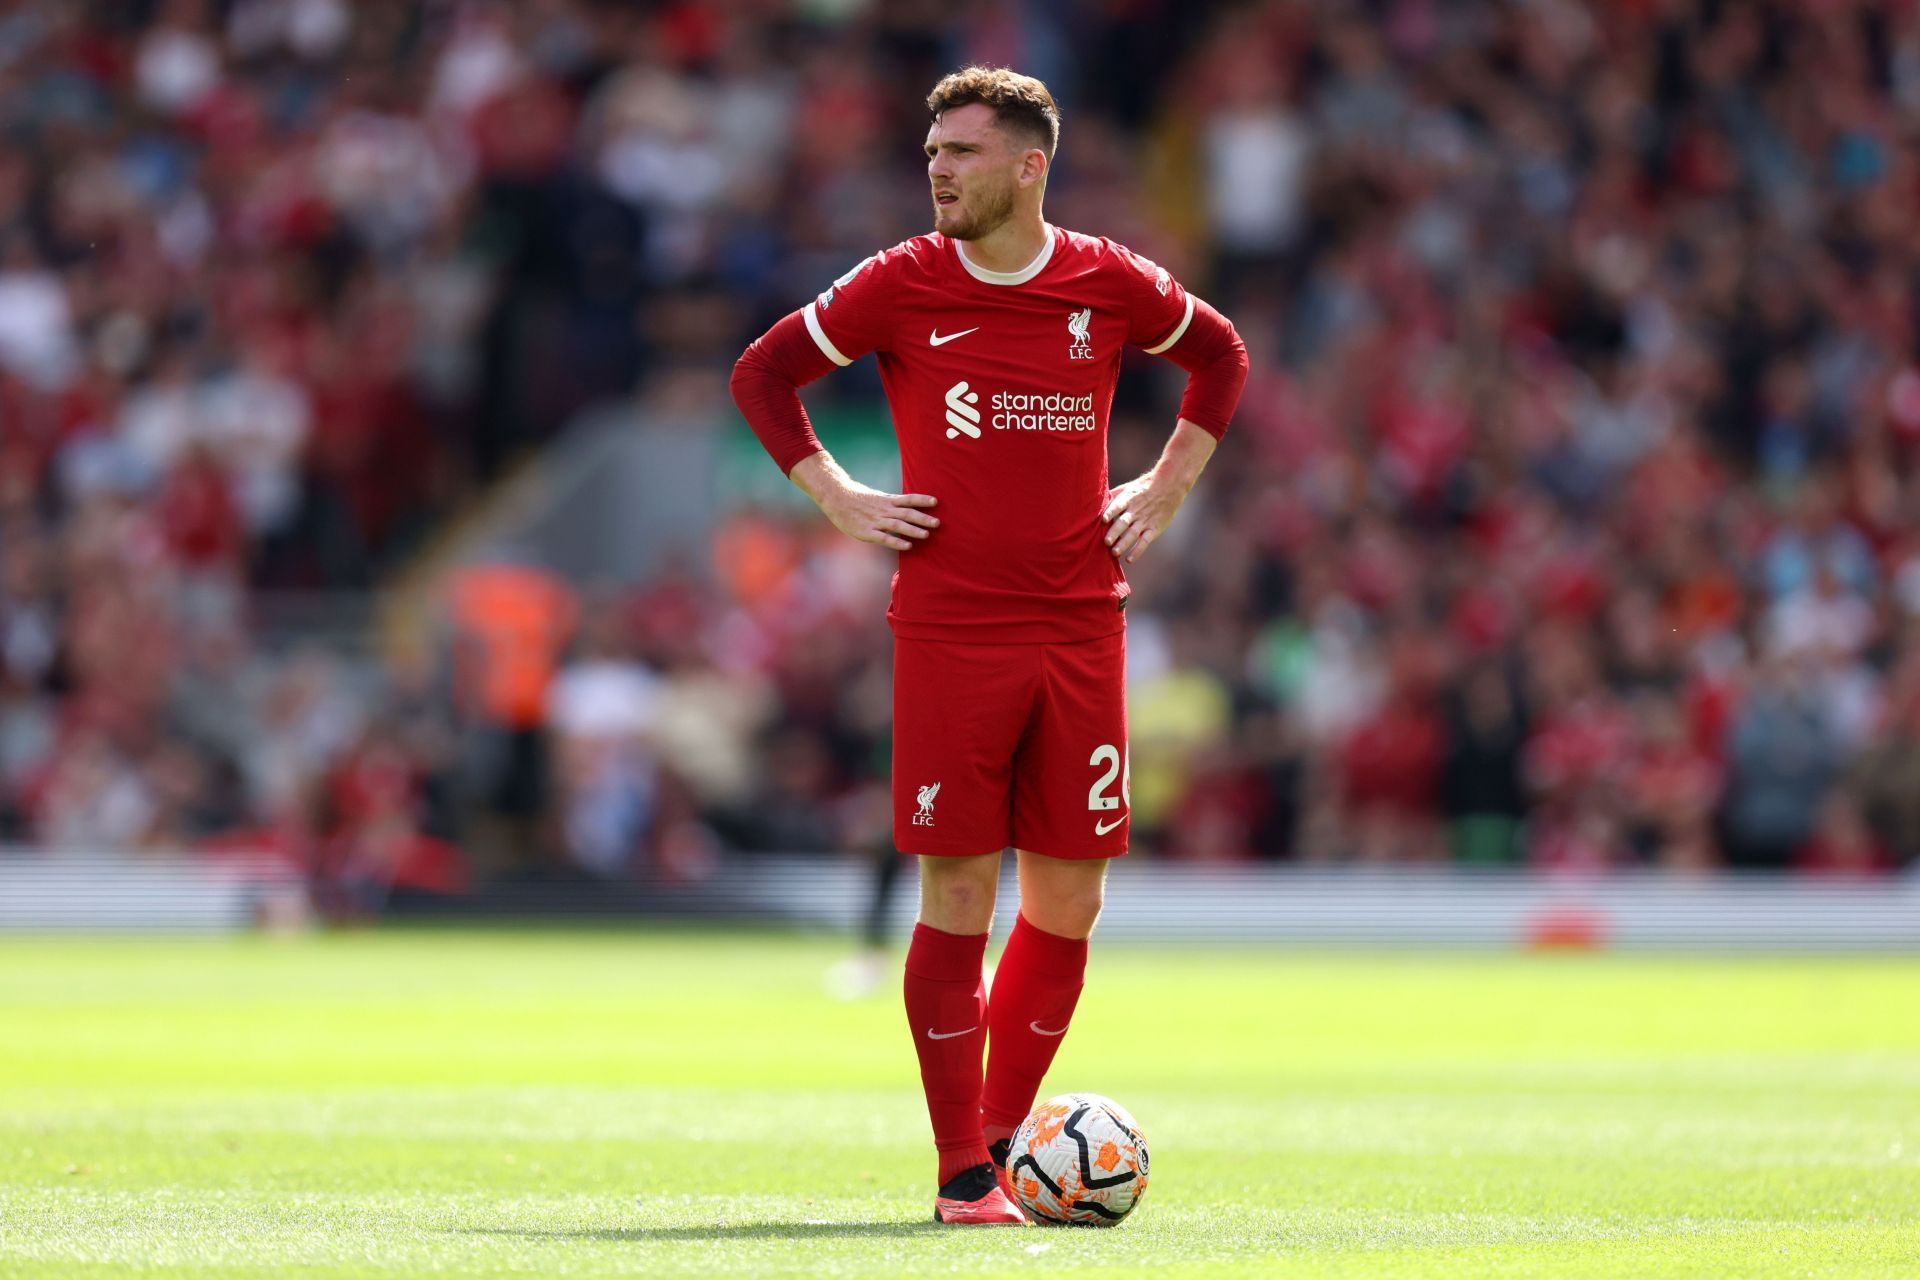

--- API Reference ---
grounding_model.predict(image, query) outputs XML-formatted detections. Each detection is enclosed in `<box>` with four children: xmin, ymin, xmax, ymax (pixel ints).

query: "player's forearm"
<box><xmin>730</xmin><ymin>358</ymin><xmax>825</xmax><ymax>475</ymax></box>
<box><xmin>788</xmin><ymin>450</ymin><xmax>857</xmax><ymax>506</ymax></box>
<box><xmin>1152</xmin><ymin>419</ymin><xmax>1219</xmax><ymax>492</ymax></box>
<box><xmin>731</xmin><ymin>310</ymin><xmax>840</xmax><ymax>475</ymax></box>
<box><xmin>1164</xmin><ymin>297</ymin><xmax>1249</xmax><ymax>441</ymax></box>
<box><xmin>790</xmin><ymin>448</ymin><xmax>940</xmax><ymax>552</ymax></box>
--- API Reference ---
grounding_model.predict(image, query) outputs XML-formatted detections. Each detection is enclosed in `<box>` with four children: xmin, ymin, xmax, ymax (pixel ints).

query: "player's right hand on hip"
<box><xmin>823</xmin><ymin>484</ymin><xmax>941</xmax><ymax>551</ymax></box>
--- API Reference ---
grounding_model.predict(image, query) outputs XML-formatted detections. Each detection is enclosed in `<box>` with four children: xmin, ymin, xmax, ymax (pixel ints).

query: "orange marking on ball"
<box><xmin>1095</xmin><ymin>1140</ymin><xmax>1121</xmax><ymax>1172</ymax></box>
<box><xmin>1029</xmin><ymin>1112</ymin><xmax>1068</xmax><ymax>1148</ymax></box>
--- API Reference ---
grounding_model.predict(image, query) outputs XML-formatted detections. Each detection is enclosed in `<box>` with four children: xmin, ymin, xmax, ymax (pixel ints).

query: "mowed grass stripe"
<box><xmin>2</xmin><ymin>931</ymin><xmax>1917</xmax><ymax>1277</ymax></box>
<box><xmin>7</xmin><ymin>1086</ymin><xmax>1915</xmax><ymax>1170</ymax></box>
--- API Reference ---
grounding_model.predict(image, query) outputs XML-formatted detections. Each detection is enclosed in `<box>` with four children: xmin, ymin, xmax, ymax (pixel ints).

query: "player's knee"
<box><xmin>1027</xmin><ymin>882</ymin><xmax>1104</xmax><ymax>939</ymax></box>
<box><xmin>920</xmin><ymin>863</ymin><xmax>998</xmax><ymax>933</ymax></box>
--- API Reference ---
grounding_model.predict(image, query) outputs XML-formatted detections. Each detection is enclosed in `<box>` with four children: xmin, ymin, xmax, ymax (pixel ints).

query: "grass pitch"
<box><xmin>2</xmin><ymin>928</ymin><xmax>1917</xmax><ymax>1278</ymax></box>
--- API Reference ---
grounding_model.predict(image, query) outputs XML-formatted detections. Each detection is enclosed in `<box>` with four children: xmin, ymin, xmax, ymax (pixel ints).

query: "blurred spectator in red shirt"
<box><xmin>1338</xmin><ymin>654</ymin><xmax>1444</xmax><ymax>863</ymax></box>
<box><xmin>1794</xmin><ymin>790</ymin><xmax>1896</xmax><ymax>879</ymax></box>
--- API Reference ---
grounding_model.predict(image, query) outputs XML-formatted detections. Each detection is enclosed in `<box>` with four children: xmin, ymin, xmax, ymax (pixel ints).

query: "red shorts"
<box><xmin>893</xmin><ymin>629</ymin><xmax>1129</xmax><ymax>860</ymax></box>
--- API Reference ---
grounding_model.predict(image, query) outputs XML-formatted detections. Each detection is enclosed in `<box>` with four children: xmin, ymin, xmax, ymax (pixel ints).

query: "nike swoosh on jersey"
<box><xmin>1094</xmin><ymin>815</ymin><xmax>1125</xmax><ymax>836</ymax></box>
<box><xmin>925</xmin><ymin>1025</ymin><xmax>977</xmax><ymax>1040</ymax></box>
<box><xmin>1030</xmin><ymin>1021</ymin><xmax>1069</xmax><ymax>1036</ymax></box>
<box><xmin>928</xmin><ymin>327</ymin><xmax>979</xmax><ymax>346</ymax></box>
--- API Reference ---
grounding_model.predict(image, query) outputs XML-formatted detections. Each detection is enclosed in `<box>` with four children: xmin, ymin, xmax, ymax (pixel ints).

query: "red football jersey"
<box><xmin>801</xmin><ymin>226</ymin><xmax>1200</xmax><ymax>644</ymax></box>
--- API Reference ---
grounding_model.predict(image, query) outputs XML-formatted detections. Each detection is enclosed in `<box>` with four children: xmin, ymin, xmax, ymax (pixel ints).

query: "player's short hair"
<box><xmin>926</xmin><ymin>66</ymin><xmax>1060</xmax><ymax>160</ymax></box>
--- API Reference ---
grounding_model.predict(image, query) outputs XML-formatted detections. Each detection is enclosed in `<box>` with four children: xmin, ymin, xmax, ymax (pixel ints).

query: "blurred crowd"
<box><xmin>4</xmin><ymin>0</ymin><xmax>1920</xmax><ymax>890</ymax></box>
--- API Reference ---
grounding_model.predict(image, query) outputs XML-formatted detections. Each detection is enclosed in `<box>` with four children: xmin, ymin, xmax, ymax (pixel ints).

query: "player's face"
<box><xmin>925</xmin><ymin>104</ymin><xmax>1022</xmax><ymax>240</ymax></box>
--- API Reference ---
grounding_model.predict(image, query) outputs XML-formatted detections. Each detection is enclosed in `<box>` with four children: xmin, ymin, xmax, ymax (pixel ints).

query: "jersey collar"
<box><xmin>954</xmin><ymin>225</ymin><xmax>1057</xmax><ymax>286</ymax></box>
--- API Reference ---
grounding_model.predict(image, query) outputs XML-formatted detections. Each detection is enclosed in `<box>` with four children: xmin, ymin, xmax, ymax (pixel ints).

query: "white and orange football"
<box><xmin>1005</xmin><ymin>1092</ymin><xmax>1150</xmax><ymax>1226</ymax></box>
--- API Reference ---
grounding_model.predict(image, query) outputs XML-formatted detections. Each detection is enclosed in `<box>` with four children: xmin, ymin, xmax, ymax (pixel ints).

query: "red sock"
<box><xmin>981</xmin><ymin>914</ymin><xmax>1089</xmax><ymax>1141</ymax></box>
<box><xmin>903</xmin><ymin>922</ymin><xmax>991</xmax><ymax>1185</ymax></box>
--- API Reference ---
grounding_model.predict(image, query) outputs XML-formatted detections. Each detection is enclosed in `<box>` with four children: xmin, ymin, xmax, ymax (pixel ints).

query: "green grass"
<box><xmin>2</xmin><ymin>928</ymin><xmax>1917</xmax><ymax>1278</ymax></box>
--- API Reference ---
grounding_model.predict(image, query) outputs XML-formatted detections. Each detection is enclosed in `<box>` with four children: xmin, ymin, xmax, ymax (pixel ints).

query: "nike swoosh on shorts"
<box><xmin>926</xmin><ymin>1025</ymin><xmax>977</xmax><ymax>1040</ymax></box>
<box><xmin>1029</xmin><ymin>1021</ymin><xmax>1069</xmax><ymax>1036</ymax></box>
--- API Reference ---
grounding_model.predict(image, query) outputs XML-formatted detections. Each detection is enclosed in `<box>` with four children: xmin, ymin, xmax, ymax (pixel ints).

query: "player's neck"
<box><xmin>957</xmin><ymin>214</ymin><xmax>1051</xmax><ymax>277</ymax></box>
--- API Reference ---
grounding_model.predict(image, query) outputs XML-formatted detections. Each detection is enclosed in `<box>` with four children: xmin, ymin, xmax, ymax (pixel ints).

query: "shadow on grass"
<box><xmin>452</xmin><ymin>1221</ymin><xmax>950</xmax><ymax>1243</ymax></box>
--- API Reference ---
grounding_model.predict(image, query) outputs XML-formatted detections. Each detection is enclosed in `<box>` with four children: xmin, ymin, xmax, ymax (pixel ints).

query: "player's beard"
<box><xmin>938</xmin><ymin>178</ymin><xmax>1016</xmax><ymax>241</ymax></box>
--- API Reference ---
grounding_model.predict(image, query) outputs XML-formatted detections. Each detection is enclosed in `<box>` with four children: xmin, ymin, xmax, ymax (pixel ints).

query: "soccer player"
<box><xmin>730</xmin><ymin>67</ymin><xmax>1247</xmax><ymax>1224</ymax></box>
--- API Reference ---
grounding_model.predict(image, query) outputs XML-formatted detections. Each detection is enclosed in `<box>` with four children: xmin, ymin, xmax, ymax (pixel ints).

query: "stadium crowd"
<box><xmin>2</xmin><ymin>0</ymin><xmax>1919</xmax><ymax>893</ymax></box>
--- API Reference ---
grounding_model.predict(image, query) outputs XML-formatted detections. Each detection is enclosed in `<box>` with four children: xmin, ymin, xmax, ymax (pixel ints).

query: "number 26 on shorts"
<box><xmin>1088</xmin><ymin>743</ymin><xmax>1130</xmax><ymax>827</ymax></box>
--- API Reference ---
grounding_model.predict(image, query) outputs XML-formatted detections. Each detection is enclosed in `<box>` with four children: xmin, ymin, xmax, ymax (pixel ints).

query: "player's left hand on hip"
<box><xmin>1102</xmin><ymin>474</ymin><xmax>1186</xmax><ymax>564</ymax></box>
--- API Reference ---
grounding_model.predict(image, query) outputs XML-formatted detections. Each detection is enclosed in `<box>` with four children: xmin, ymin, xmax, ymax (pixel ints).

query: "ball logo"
<box><xmin>1067</xmin><ymin>306</ymin><xmax>1094</xmax><ymax>360</ymax></box>
<box><xmin>944</xmin><ymin>383</ymin><xmax>981</xmax><ymax>439</ymax></box>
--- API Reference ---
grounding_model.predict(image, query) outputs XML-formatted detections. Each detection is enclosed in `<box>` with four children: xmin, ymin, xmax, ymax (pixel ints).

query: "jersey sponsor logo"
<box><xmin>914</xmin><ymin>781</ymin><xmax>942</xmax><ymax>824</ymax></box>
<box><xmin>1154</xmin><ymin>266</ymin><xmax>1172</xmax><ymax>296</ymax></box>
<box><xmin>929</xmin><ymin>327</ymin><xmax>978</xmax><ymax>346</ymax></box>
<box><xmin>992</xmin><ymin>389</ymin><xmax>1095</xmax><ymax>432</ymax></box>
<box><xmin>943</xmin><ymin>386</ymin><xmax>981</xmax><ymax>440</ymax></box>
<box><xmin>946</xmin><ymin>381</ymin><xmax>1096</xmax><ymax>438</ymax></box>
<box><xmin>1067</xmin><ymin>306</ymin><xmax>1094</xmax><ymax>360</ymax></box>
<box><xmin>1094</xmin><ymin>815</ymin><xmax>1125</xmax><ymax>836</ymax></box>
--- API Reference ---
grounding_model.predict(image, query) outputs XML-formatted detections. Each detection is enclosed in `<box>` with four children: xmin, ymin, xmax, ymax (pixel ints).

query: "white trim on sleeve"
<box><xmin>1143</xmin><ymin>293</ymin><xmax>1196</xmax><ymax>355</ymax></box>
<box><xmin>803</xmin><ymin>301</ymin><xmax>851</xmax><ymax>367</ymax></box>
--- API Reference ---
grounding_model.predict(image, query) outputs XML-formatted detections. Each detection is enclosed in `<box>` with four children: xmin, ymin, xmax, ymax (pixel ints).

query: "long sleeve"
<box><xmin>1158</xmin><ymin>295</ymin><xmax>1248</xmax><ymax>439</ymax></box>
<box><xmin>729</xmin><ymin>309</ymin><xmax>840</xmax><ymax>476</ymax></box>
<box><xmin>1114</xmin><ymin>242</ymin><xmax>1249</xmax><ymax>439</ymax></box>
